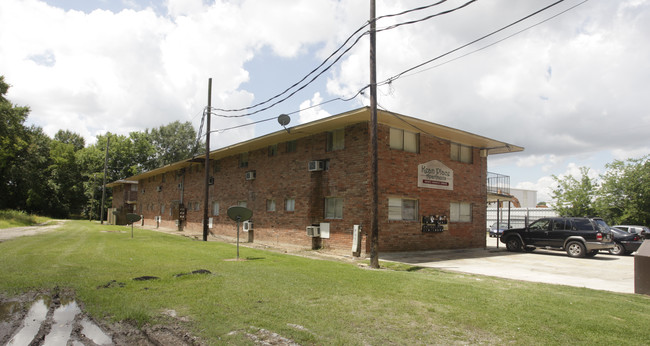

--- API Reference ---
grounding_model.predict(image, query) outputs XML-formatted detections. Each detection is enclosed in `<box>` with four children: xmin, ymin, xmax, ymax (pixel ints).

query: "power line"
<box><xmin>378</xmin><ymin>0</ymin><xmax>570</xmax><ymax>87</ymax></box>
<box><xmin>397</xmin><ymin>0</ymin><xmax>589</xmax><ymax>80</ymax></box>
<box><xmin>206</xmin><ymin>0</ymin><xmax>577</xmax><ymax>129</ymax></box>
<box><xmin>209</xmin><ymin>1</ymin><xmax>453</xmax><ymax>116</ymax></box>
<box><xmin>375</xmin><ymin>0</ymin><xmax>477</xmax><ymax>33</ymax></box>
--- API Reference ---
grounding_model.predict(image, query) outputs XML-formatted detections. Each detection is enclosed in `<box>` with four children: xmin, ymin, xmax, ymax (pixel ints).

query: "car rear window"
<box><xmin>572</xmin><ymin>219</ymin><xmax>594</xmax><ymax>231</ymax></box>
<box><xmin>593</xmin><ymin>219</ymin><xmax>610</xmax><ymax>232</ymax></box>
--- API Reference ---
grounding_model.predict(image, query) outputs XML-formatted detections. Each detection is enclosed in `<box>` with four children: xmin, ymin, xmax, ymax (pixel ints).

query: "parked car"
<box><xmin>608</xmin><ymin>227</ymin><xmax>643</xmax><ymax>255</ymax></box>
<box><xmin>612</xmin><ymin>225</ymin><xmax>649</xmax><ymax>237</ymax></box>
<box><xmin>488</xmin><ymin>222</ymin><xmax>509</xmax><ymax>237</ymax></box>
<box><xmin>500</xmin><ymin>217</ymin><xmax>614</xmax><ymax>258</ymax></box>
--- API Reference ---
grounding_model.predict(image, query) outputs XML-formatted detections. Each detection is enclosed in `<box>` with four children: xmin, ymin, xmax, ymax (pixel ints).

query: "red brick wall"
<box><xmin>131</xmin><ymin>121</ymin><xmax>487</xmax><ymax>253</ymax></box>
<box><xmin>374</xmin><ymin>124</ymin><xmax>487</xmax><ymax>251</ymax></box>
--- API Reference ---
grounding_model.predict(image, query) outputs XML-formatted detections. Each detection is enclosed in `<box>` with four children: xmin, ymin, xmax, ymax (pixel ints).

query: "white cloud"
<box><xmin>298</xmin><ymin>92</ymin><xmax>331</xmax><ymax>124</ymax></box>
<box><xmin>0</xmin><ymin>0</ymin><xmax>648</xmax><ymax>191</ymax></box>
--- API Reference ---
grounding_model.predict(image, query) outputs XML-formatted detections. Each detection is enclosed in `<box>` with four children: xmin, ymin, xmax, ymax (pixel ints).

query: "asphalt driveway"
<box><xmin>379</xmin><ymin>235</ymin><xmax>637</xmax><ymax>294</ymax></box>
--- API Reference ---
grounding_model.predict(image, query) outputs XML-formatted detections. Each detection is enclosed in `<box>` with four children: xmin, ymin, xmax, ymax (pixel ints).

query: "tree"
<box><xmin>551</xmin><ymin>167</ymin><xmax>597</xmax><ymax>217</ymax></box>
<box><xmin>144</xmin><ymin>121</ymin><xmax>201</xmax><ymax>170</ymax></box>
<box><xmin>0</xmin><ymin>76</ymin><xmax>31</xmax><ymax>210</ymax></box>
<box><xmin>595</xmin><ymin>156</ymin><xmax>650</xmax><ymax>226</ymax></box>
<box><xmin>47</xmin><ymin>131</ymin><xmax>86</xmax><ymax>217</ymax></box>
<box><xmin>54</xmin><ymin>129</ymin><xmax>85</xmax><ymax>151</ymax></box>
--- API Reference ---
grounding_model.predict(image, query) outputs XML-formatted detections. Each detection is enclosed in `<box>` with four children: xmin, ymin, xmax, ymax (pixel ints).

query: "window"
<box><xmin>324</xmin><ymin>197</ymin><xmax>343</xmax><ymax>219</ymax></box>
<box><xmin>266</xmin><ymin>199</ymin><xmax>276</xmax><ymax>212</ymax></box>
<box><xmin>388</xmin><ymin>198</ymin><xmax>418</xmax><ymax>221</ymax></box>
<box><xmin>161</xmin><ymin>173</ymin><xmax>166</xmax><ymax>183</ymax></box>
<box><xmin>212</xmin><ymin>201</ymin><xmax>219</xmax><ymax>216</ymax></box>
<box><xmin>389</xmin><ymin>128</ymin><xmax>419</xmax><ymax>153</ymax></box>
<box><xmin>326</xmin><ymin>128</ymin><xmax>345</xmax><ymax>151</ymax></box>
<box><xmin>451</xmin><ymin>143</ymin><xmax>473</xmax><ymax>163</ymax></box>
<box><xmin>268</xmin><ymin>144</ymin><xmax>278</xmax><ymax>157</ymax></box>
<box><xmin>286</xmin><ymin>140</ymin><xmax>297</xmax><ymax>153</ymax></box>
<box><xmin>194</xmin><ymin>202</ymin><xmax>201</xmax><ymax>211</ymax></box>
<box><xmin>285</xmin><ymin>198</ymin><xmax>295</xmax><ymax>212</ymax></box>
<box><xmin>160</xmin><ymin>204</ymin><xmax>165</xmax><ymax>214</ymax></box>
<box><xmin>450</xmin><ymin>202</ymin><xmax>472</xmax><ymax>222</ymax></box>
<box><xmin>213</xmin><ymin>160</ymin><xmax>221</xmax><ymax>173</ymax></box>
<box><xmin>239</xmin><ymin>152</ymin><xmax>249</xmax><ymax>168</ymax></box>
<box><xmin>551</xmin><ymin>218</ymin><xmax>567</xmax><ymax>231</ymax></box>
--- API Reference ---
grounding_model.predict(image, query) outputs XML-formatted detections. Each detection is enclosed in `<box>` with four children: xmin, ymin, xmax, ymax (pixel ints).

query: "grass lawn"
<box><xmin>0</xmin><ymin>220</ymin><xmax>648</xmax><ymax>345</ymax></box>
<box><xmin>0</xmin><ymin>209</ymin><xmax>50</xmax><ymax>228</ymax></box>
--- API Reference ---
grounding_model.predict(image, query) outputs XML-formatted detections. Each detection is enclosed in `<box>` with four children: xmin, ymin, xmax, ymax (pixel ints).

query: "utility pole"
<box><xmin>100</xmin><ymin>136</ymin><xmax>110</xmax><ymax>225</ymax></box>
<box><xmin>203</xmin><ymin>78</ymin><xmax>212</xmax><ymax>241</ymax></box>
<box><xmin>369</xmin><ymin>0</ymin><xmax>380</xmax><ymax>268</ymax></box>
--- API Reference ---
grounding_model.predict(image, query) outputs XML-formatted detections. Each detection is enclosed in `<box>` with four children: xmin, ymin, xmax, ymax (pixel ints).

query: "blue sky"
<box><xmin>1</xmin><ymin>0</ymin><xmax>648</xmax><ymax>204</ymax></box>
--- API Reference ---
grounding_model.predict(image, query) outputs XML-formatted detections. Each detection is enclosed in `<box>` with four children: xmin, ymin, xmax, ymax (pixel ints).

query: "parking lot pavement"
<box><xmin>379</xmin><ymin>235</ymin><xmax>635</xmax><ymax>294</ymax></box>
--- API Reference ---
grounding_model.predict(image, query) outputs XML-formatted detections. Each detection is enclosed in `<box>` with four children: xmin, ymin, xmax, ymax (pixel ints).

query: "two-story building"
<box><xmin>109</xmin><ymin>107</ymin><xmax>523</xmax><ymax>253</ymax></box>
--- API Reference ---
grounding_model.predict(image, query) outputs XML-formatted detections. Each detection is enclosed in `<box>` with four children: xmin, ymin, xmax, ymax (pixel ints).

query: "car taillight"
<box><xmin>597</xmin><ymin>233</ymin><xmax>603</xmax><ymax>241</ymax></box>
<box><xmin>633</xmin><ymin>235</ymin><xmax>640</xmax><ymax>241</ymax></box>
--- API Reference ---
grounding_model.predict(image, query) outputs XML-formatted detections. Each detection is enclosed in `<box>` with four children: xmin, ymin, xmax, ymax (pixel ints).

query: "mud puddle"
<box><xmin>1</xmin><ymin>288</ymin><xmax>204</xmax><ymax>345</ymax></box>
<box><xmin>2</xmin><ymin>292</ymin><xmax>113</xmax><ymax>346</ymax></box>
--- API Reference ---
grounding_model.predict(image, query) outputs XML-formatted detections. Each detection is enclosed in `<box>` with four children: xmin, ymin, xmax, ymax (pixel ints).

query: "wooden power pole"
<box><xmin>369</xmin><ymin>0</ymin><xmax>380</xmax><ymax>268</ymax></box>
<box><xmin>100</xmin><ymin>136</ymin><xmax>110</xmax><ymax>225</ymax></box>
<box><xmin>203</xmin><ymin>78</ymin><xmax>212</xmax><ymax>241</ymax></box>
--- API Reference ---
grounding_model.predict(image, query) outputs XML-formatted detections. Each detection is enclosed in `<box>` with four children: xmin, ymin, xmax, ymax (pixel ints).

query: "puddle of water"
<box><xmin>7</xmin><ymin>298</ymin><xmax>48</xmax><ymax>346</ymax></box>
<box><xmin>81</xmin><ymin>318</ymin><xmax>114</xmax><ymax>345</ymax></box>
<box><xmin>43</xmin><ymin>300</ymin><xmax>81</xmax><ymax>346</ymax></box>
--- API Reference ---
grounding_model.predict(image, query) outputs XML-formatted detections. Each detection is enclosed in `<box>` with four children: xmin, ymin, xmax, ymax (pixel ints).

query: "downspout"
<box><xmin>179</xmin><ymin>168</ymin><xmax>185</xmax><ymax>232</ymax></box>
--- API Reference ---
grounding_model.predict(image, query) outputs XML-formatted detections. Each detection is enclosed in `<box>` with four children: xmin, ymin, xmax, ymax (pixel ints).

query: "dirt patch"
<box><xmin>174</xmin><ymin>269</ymin><xmax>212</xmax><ymax>278</ymax></box>
<box><xmin>0</xmin><ymin>220</ymin><xmax>67</xmax><ymax>242</ymax></box>
<box><xmin>228</xmin><ymin>326</ymin><xmax>301</xmax><ymax>346</ymax></box>
<box><xmin>133</xmin><ymin>276</ymin><xmax>160</xmax><ymax>281</ymax></box>
<box><xmin>0</xmin><ymin>288</ymin><xmax>205</xmax><ymax>345</ymax></box>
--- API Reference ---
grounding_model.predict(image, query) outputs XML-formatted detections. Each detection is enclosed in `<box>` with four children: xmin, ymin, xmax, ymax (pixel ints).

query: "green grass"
<box><xmin>0</xmin><ymin>209</ymin><xmax>50</xmax><ymax>228</ymax></box>
<box><xmin>0</xmin><ymin>220</ymin><xmax>648</xmax><ymax>345</ymax></box>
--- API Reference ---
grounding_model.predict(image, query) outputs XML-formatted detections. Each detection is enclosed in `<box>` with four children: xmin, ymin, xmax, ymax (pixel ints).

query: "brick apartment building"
<box><xmin>109</xmin><ymin>107</ymin><xmax>523</xmax><ymax>254</ymax></box>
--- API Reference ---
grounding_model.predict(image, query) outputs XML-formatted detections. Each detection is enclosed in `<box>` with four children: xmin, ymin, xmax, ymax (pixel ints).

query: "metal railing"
<box><xmin>487</xmin><ymin>172</ymin><xmax>510</xmax><ymax>195</ymax></box>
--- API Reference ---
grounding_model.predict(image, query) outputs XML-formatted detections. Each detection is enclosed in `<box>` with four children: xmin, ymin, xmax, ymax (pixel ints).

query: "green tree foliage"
<box><xmin>0</xmin><ymin>76</ymin><xmax>201</xmax><ymax>219</ymax></box>
<box><xmin>595</xmin><ymin>156</ymin><xmax>650</xmax><ymax>226</ymax></box>
<box><xmin>144</xmin><ymin>120</ymin><xmax>200</xmax><ymax>170</ymax></box>
<box><xmin>551</xmin><ymin>167</ymin><xmax>597</xmax><ymax>217</ymax></box>
<box><xmin>54</xmin><ymin>129</ymin><xmax>85</xmax><ymax>151</ymax></box>
<box><xmin>0</xmin><ymin>77</ymin><xmax>54</xmax><ymax>214</ymax></box>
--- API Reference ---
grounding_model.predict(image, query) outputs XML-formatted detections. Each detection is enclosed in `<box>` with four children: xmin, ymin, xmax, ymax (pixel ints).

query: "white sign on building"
<box><xmin>418</xmin><ymin>160</ymin><xmax>453</xmax><ymax>190</ymax></box>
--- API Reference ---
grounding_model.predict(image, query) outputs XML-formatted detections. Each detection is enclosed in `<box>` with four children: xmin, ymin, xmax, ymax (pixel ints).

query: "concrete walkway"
<box><xmin>380</xmin><ymin>236</ymin><xmax>636</xmax><ymax>294</ymax></box>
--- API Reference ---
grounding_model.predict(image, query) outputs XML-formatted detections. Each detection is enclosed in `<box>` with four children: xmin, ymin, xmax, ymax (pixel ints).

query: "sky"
<box><xmin>1</xmin><ymin>0</ymin><xmax>648</xmax><ymax>204</ymax></box>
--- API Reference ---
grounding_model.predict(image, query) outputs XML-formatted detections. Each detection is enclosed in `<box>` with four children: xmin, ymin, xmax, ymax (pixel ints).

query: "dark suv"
<box><xmin>500</xmin><ymin>217</ymin><xmax>615</xmax><ymax>258</ymax></box>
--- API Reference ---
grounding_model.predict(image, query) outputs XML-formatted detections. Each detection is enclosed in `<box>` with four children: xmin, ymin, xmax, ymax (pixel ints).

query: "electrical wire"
<box><xmin>205</xmin><ymin>0</ymin><xmax>577</xmax><ymax>134</ymax></box>
<box><xmin>378</xmin><ymin>0</ymin><xmax>569</xmax><ymax>87</ymax></box>
<box><xmin>397</xmin><ymin>0</ymin><xmax>589</xmax><ymax>80</ymax></box>
<box><xmin>209</xmin><ymin>1</ymin><xmax>453</xmax><ymax>116</ymax></box>
<box><xmin>375</xmin><ymin>0</ymin><xmax>477</xmax><ymax>33</ymax></box>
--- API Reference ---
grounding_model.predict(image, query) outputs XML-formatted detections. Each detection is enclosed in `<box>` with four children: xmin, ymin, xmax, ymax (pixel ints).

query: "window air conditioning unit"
<box><xmin>243</xmin><ymin>220</ymin><xmax>253</xmax><ymax>232</ymax></box>
<box><xmin>245</xmin><ymin>171</ymin><xmax>256</xmax><ymax>180</ymax></box>
<box><xmin>156</xmin><ymin>186</ymin><xmax>162</xmax><ymax>192</ymax></box>
<box><xmin>306</xmin><ymin>225</ymin><xmax>321</xmax><ymax>237</ymax></box>
<box><xmin>308</xmin><ymin>160</ymin><xmax>324</xmax><ymax>171</ymax></box>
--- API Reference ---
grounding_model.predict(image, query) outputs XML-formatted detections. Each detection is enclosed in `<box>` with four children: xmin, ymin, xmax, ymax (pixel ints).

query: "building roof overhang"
<box><xmin>105</xmin><ymin>180</ymin><xmax>138</xmax><ymax>188</ymax></box>
<box><xmin>113</xmin><ymin>107</ymin><xmax>524</xmax><ymax>183</ymax></box>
